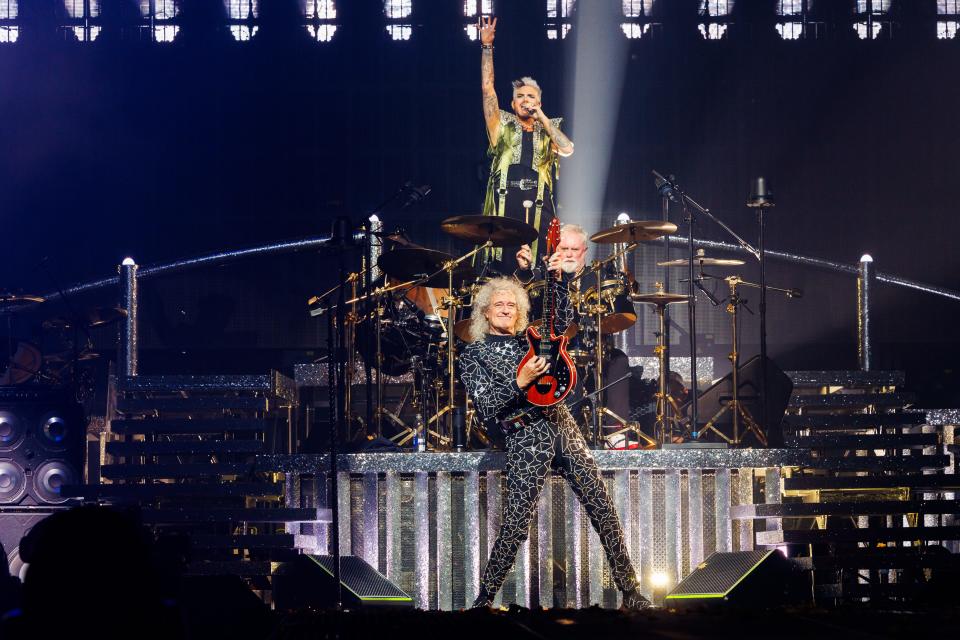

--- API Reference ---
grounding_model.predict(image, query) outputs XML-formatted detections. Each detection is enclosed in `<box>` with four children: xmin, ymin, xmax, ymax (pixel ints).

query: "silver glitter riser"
<box><xmin>294</xmin><ymin>458</ymin><xmax>794</xmax><ymax>610</ymax></box>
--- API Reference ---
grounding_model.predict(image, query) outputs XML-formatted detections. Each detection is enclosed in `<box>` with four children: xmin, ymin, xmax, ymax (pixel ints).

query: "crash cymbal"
<box><xmin>629</xmin><ymin>291</ymin><xmax>690</xmax><ymax>306</ymax></box>
<box><xmin>44</xmin><ymin>349</ymin><xmax>101</xmax><ymax>364</ymax></box>
<box><xmin>378</xmin><ymin>248</ymin><xmax>477</xmax><ymax>288</ymax></box>
<box><xmin>590</xmin><ymin>221</ymin><xmax>678</xmax><ymax>244</ymax></box>
<box><xmin>440</xmin><ymin>215</ymin><xmax>538</xmax><ymax>246</ymax></box>
<box><xmin>0</xmin><ymin>292</ymin><xmax>45</xmax><ymax>306</ymax></box>
<box><xmin>657</xmin><ymin>256</ymin><xmax>746</xmax><ymax>267</ymax></box>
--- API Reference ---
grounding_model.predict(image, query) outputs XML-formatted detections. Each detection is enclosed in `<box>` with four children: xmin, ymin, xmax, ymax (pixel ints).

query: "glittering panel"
<box><xmin>284</xmin><ymin>473</ymin><xmax>299</xmax><ymax>537</ymax></box>
<box><xmin>385</xmin><ymin>471</ymin><xmax>401</xmax><ymax>583</ymax></box>
<box><xmin>378</xmin><ymin>481</ymin><xmax>387</xmax><ymax>572</ymax></box>
<box><xmin>651</xmin><ymin>472</ymin><xmax>666</xmax><ymax>589</ymax></box>
<box><xmin>680</xmin><ymin>471</ymin><xmax>690</xmax><ymax>578</ymax></box>
<box><xmin>613</xmin><ymin>469</ymin><xmax>631</xmax><ymax>608</ymax></box>
<box><xmin>515</xmin><ymin>524</ymin><xmax>531</xmax><ymax>608</ymax></box>
<box><xmin>314</xmin><ymin>475</ymin><xmax>330</xmax><ymax>554</ymax></box>
<box><xmin>428</xmin><ymin>475</ymin><xmax>438</xmax><ymax>610</ymax></box>
<box><xmin>350</xmin><ymin>476</ymin><xmax>364</xmax><ymax>556</ymax></box>
<box><xmin>552</xmin><ymin>476</ymin><xmax>566</xmax><ymax>605</ymax></box>
<box><xmin>537</xmin><ymin>475</ymin><xmax>553</xmax><ymax>608</ymax></box>
<box><xmin>362</xmin><ymin>474</ymin><xmax>379</xmax><ymax>569</ymax></box>
<box><xmin>629</xmin><ymin>470</ymin><xmax>640</xmax><ymax>592</ymax></box>
<box><xmin>627</xmin><ymin>356</ymin><xmax>715</xmax><ymax>385</ymax></box>
<box><xmin>638</xmin><ymin>469</ymin><xmax>654</xmax><ymax>598</ymax></box>
<box><xmin>399</xmin><ymin>476</ymin><xmax>416</xmax><ymax>596</ymax></box>
<box><xmin>464</xmin><ymin>471</ymin><xmax>480</xmax><ymax>607</ymax></box>
<box><xmin>928</xmin><ymin>409</ymin><xmax>960</xmax><ymax>427</ymax></box>
<box><xmin>486</xmin><ymin>471</ymin><xmax>504</xmax><ymax>609</ymax></box>
<box><xmin>664</xmin><ymin>469</ymin><xmax>682</xmax><ymax>587</ymax></box>
<box><xmin>702</xmin><ymin>471</ymin><xmax>716</xmax><ymax>558</ymax></box>
<box><xmin>587</xmin><ymin>487</ymin><xmax>603</xmax><ymax>606</ymax></box>
<box><xmin>737</xmin><ymin>469</ymin><xmax>754</xmax><ymax>552</ymax></box>
<box><xmin>451</xmin><ymin>474</ymin><xmax>466</xmax><ymax>609</ymax></box>
<box><xmin>715</xmin><ymin>469</ymin><xmax>732</xmax><ymax>552</ymax></box>
<box><xmin>688</xmin><ymin>469</ymin><xmax>704</xmax><ymax>570</ymax></box>
<box><xmin>413</xmin><ymin>472</ymin><xmax>430</xmax><ymax>609</ymax></box>
<box><xmin>764</xmin><ymin>467</ymin><xmax>782</xmax><ymax>535</ymax></box>
<box><xmin>565</xmin><ymin>481</ymin><xmax>583</xmax><ymax>608</ymax></box>
<box><xmin>338</xmin><ymin>472</ymin><xmax>352</xmax><ymax>556</ymax></box>
<box><xmin>436</xmin><ymin>471</ymin><xmax>452</xmax><ymax>611</ymax></box>
<box><xmin>258</xmin><ymin>449</ymin><xmax>810</xmax><ymax>473</ymax></box>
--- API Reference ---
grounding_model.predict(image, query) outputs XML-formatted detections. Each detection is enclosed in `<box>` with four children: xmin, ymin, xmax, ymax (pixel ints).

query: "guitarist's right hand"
<box><xmin>517</xmin><ymin>356</ymin><xmax>549</xmax><ymax>388</ymax></box>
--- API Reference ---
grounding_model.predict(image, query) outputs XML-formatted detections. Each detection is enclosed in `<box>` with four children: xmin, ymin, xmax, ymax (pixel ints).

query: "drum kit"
<box><xmin>0</xmin><ymin>292</ymin><xmax>123</xmax><ymax>393</ymax></box>
<box><xmin>316</xmin><ymin>208</ymin><xmax>778</xmax><ymax>451</ymax></box>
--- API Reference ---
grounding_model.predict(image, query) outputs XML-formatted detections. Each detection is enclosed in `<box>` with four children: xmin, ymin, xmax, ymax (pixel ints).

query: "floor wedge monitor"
<box><xmin>665</xmin><ymin>550</ymin><xmax>802</xmax><ymax>608</ymax></box>
<box><xmin>274</xmin><ymin>554</ymin><xmax>413</xmax><ymax>609</ymax></box>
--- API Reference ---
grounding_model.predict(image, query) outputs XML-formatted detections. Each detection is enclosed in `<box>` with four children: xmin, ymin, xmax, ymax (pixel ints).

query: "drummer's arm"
<box><xmin>546</xmin><ymin>252</ymin><xmax>576</xmax><ymax>334</ymax></box>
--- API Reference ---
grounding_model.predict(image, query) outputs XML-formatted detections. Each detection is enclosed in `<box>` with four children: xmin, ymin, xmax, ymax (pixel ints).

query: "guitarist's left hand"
<box><xmin>546</xmin><ymin>250</ymin><xmax>563</xmax><ymax>279</ymax></box>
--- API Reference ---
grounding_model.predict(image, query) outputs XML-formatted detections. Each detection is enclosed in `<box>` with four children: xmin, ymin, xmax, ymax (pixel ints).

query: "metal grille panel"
<box><xmin>667</xmin><ymin>550</ymin><xmax>772</xmax><ymax>597</ymax></box>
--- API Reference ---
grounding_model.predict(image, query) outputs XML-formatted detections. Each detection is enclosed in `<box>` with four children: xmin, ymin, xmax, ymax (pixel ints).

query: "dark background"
<box><xmin>1</xmin><ymin>1</ymin><xmax>958</xmax><ymax>404</ymax></box>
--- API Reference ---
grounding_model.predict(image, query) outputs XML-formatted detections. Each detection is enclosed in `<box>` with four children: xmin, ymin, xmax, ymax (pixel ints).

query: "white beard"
<box><xmin>561</xmin><ymin>260</ymin><xmax>580</xmax><ymax>274</ymax></box>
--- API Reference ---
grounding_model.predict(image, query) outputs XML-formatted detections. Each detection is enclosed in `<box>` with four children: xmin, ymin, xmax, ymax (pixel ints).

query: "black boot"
<box><xmin>621</xmin><ymin>587</ymin><xmax>655</xmax><ymax>611</ymax></box>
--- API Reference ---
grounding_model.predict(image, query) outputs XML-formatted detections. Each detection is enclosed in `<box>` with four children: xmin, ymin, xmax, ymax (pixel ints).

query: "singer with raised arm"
<box><xmin>458</xmin><ymin>252</ymin><xmax>650</xmax><ymax>610</ymax></box>
<box><xmin>478</xmin><ymin>16</ymin><xmax>574</xmax><ymax>277</ymax></box>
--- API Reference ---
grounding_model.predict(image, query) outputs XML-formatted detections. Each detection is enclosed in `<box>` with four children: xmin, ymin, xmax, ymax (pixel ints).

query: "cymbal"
<box><xmin>629</xmin><ymin>291</ymin><xmax>690</xmax><ymax>306</ymax></box>
<box><xmin>658</xmin><ymin>256</ymin><xmax>746</xmax><ymax>267</ymax></box>
<box><xmin>378</xmin><ymin>248</ymin><xmax>476</xmax><ymax>288</ymax></box>
<box><xmin>590</xmin><ymin>221</ymin><xmax>677</xmax><ymax>244</ymax></box>
<box><xmin>44</xmin><ymin>349</ymin><xmax>100</xmax><ymax>364</ymax></box>
<box><xmin>440</xmin><ymin>215</ymin><xmax>538</xmax><ymax>246</ymax></box>
<box><xmin>0</xmin><ymin>292</ymin><xmax>45</xmax><ymax>305</ymax></box>
<box><xmin>86</xmin><ymin>306</ymin><xmax>127</xmax><ymax>328</ymax></box>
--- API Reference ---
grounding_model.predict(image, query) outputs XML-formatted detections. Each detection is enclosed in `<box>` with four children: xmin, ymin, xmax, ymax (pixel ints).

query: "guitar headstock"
<box><xmin>545</xmin><ymin>218</ymin><xmax>561</xmax><ymax>257</ymax></box>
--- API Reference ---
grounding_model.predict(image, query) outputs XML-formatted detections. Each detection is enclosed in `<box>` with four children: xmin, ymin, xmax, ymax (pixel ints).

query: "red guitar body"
<box><xmin>518</xmin><ymin>219</ymin><xmax>578</xmax><ymax>407</ymax></box>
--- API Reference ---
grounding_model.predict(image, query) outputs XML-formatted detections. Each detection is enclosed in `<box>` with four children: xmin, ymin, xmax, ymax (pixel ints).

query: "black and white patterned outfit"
<box><xmin>459</xmin><ymin>283</ymin><xmax>640</xmax><ymax>604</ymax></box>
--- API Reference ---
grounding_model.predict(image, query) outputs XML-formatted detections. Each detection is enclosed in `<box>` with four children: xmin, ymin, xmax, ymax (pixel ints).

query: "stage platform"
<box><xmin>260</xmin><ymin>449</ymin><xmax>811</xmax><ymax>610</ymax></box>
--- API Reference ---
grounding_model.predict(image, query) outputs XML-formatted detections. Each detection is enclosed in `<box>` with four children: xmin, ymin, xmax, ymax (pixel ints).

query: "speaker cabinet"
<box><xmin>0</xmin><ymin>388</ymin><xmax>85</xmax><ymax>507</ymax></box>
<box><xmin>665</xmin><ymin>550</ymin><xmax>805</xmax><ymax>608</ymax></box>
<box><xmin>274</xmin><ymin>555</ymin><xmax>413</xmax><ymax>609</ymax></box>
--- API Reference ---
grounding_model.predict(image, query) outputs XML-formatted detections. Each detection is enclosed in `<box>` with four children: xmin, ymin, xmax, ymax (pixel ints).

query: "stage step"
<box><xmin>101</xmin><ymin>462</ymin><xmax>259</xmax><ymax>479</ymax></box>
<box><xmin>733</xmin><ymin>499</ymin><xmax>960</xmax><ymax>520</ymax></box>
<box><xmin>139</xmin><ymin>507</ymin><xmax>330</xmax><ymax>524</ymax></box>
<box><xmin>803</xmin><ymin>454</ymin><xmax>951</xmax><ymax>472</ymax></box>
<box><xmin>789</xmin><ymin>393</ymin><xmax>916</xmax><ymax>409</ymax></box>
<box><xmin>188</xmin><ymin>534</ymin><xmax>296</xmax><ymax>550</ymax></box>
<box><xmin>120</xmin><ymin>372</ymin><xmax>297</xmax><ymax>403</ymax></box>
<box><xmin>786</xmin><ymin>370</ymin><xmax>905</xmax><ymax>388</ymax></box>
<box><xmin>785</xmin><ymin>433</ymin><xmax>940</xmax><ymax>449</ymax></box>
<box><xmin>110</xmin><ymin>418</ymin><xmax>272</xmax><ymax>435</ymax></box>
<box><xmin>784</xmin><ymin>474</ymin><xmax>960</xmax><ymax>492</ymax></box>
<box><xmin>783</xmin><ymin>413</ymin><xmax>927</xmax><ymax>429</ymax></box>
<box><xmin>106</xmin><ymin>440</ymin><xmax>264</xmax><ymax>456</ymax></box>
<box><xmin>757</xmin><ymin>526</ymin><xmax>960</xmax><ymax>546</ymax></box>
<box><xmin>117</xmin><ymin>396</ymin><xmax>271</xmax><ymax>413</ymax></box>
<box><xmin>60</xmin><ymin>482</ymin><xmax>284</xmax><ymax>499</ymax></box>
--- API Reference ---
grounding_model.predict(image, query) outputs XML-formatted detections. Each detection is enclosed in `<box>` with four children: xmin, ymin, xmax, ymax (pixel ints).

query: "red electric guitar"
<box><xmin>517</xmin><ymin>219</ymin><xmax>577</xmax><ymax>407</ymax></box>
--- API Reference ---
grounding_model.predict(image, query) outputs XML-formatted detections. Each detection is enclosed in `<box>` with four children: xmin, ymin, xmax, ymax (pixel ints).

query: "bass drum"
<box><xmin>355</xmin><ymin>281</ymin><xmax>447</xmax><ymax>376</ymax></box>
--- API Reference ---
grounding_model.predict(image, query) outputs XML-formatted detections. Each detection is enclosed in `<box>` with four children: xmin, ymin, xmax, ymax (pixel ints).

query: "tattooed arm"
<box><xmin>480</xmin><ymin>16</ymin><xmax>501</xmax><ymax>145</ymax></box>
<box><xmin>537</xmin><ymin>113</ymin><xmax>574</xmax><ymax>157</ymax></box>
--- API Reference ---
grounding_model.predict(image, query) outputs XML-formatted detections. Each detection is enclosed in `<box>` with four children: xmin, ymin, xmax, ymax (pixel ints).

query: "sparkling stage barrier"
<box><xmin>262</xmin><ymin>449</ymin><xmax>810</xmax><ymax>610</ymax></box>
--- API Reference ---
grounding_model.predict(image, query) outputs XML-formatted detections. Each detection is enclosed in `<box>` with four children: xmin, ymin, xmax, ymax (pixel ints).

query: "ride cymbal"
<box><xmin>657</xmin><ymin>257</ymin><xmax>745</xmax><ymax>267</ymax></box>
<box><xmin>590</xmin><ymin>221</ymin><xmax>677</xmax><ymax>244</ymax></box>
<box><xmin>629</xmin><ymin>292</ymin><xmax>690</xmax><ymax>306</ymax></box>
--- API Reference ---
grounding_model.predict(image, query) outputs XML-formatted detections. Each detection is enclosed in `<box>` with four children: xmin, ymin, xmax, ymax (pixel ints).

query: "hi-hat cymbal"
<box><xmin>658</xmin><ymin>256</ymin><xmax>746</xmax><ymax>267</ymax></box>
<box><xmin>440</xmin><ymin>215</ymin><xmax>538</xmax><ymax>246</ymax></box>
<box><xmin>378</xmin><ymin>248</ymin><xmax>476</xmax><ymax>288</ymax></box>
<box><xmin>629</xmin><ymin>291</ymin><xmax>690</xmax><ymax>306</ymax></box>
<box><xmin>590</xmin><ymin>220</ymin><xmax>678</xmax><ymax>244</ymax></box>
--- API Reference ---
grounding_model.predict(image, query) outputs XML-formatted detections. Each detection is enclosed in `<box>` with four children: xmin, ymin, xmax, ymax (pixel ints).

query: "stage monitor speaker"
<box><xmin>274</xmin><ymin>554</ymin><xmax>413</xmax><ymax>610</ymax></box>
<box><xmin>0</xmin><ymin>387</ymin><xmax>85</xmax><ymax>506</ymax></box>
<box><xmin>693</xmin><ymin>355</ymin><xmax>793</xmax><ymax>446</ymax></box>
<box><xmin>665</xmin><ymin>550</ymin><xmax>804</xmax><ymax>609</ymax></box>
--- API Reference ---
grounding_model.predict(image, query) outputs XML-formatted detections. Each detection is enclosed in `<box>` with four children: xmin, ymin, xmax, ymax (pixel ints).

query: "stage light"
<box><xmin>860</xmin><ymin>254</ymin><xmax>873</xmax><ymax>263</ymax></box>
<box><xmin>651</xmin><ymin>571</ymin><xmax>670</xmax><ymax>588</ymax></box>
<box><xmin>122</xmin><ymin>257</ymin><xmax>136</xmax><ymax>266</ymax></box>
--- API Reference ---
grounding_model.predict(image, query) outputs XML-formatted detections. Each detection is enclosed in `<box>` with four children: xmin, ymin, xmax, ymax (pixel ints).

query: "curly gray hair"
<box><xmin>467</xmin><ymin>277</ymin><xmax>531</xmax><ymax>343</ymax></box>
<box><xmin>511</xmin><ymin>76</ymin><xmax>542</xmax><ymax>99</ymax></box>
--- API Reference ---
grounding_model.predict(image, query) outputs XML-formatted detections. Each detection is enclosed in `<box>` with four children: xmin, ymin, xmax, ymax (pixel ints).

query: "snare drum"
<box><xmin>582</xmin><ymin>274</ymin><xmax>637</xmax><ymax>334</ymax></box>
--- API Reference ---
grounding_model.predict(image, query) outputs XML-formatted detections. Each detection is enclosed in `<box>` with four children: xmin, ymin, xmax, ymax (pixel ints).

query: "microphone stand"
<box><xmin>652</xmin><ymin>171</ymin><xmax>760</xmax><ymax>438</ymax></box>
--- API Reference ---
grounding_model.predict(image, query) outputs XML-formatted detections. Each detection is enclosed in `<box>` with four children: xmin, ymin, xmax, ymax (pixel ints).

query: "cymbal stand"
<box><xmin>646</xmin><ymin>284</ymin><xmax>689</xmax><ymax>445</ymax></box>
<box><xmin>697</xmin><ymin>276</ymin><xmax>766</xmax><ymax>446</ymax></box>
<box><xmin>400</xmin><ymin>241</ymin><xmax>492</xmax><ymax>449</ymax></box>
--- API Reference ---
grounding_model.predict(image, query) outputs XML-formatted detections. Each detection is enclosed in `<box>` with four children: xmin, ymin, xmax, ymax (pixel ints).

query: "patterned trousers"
<box><xmin>478</xmin><ymin>404</ymin><xmax>639</xmax><ymax>600</ymax></box>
